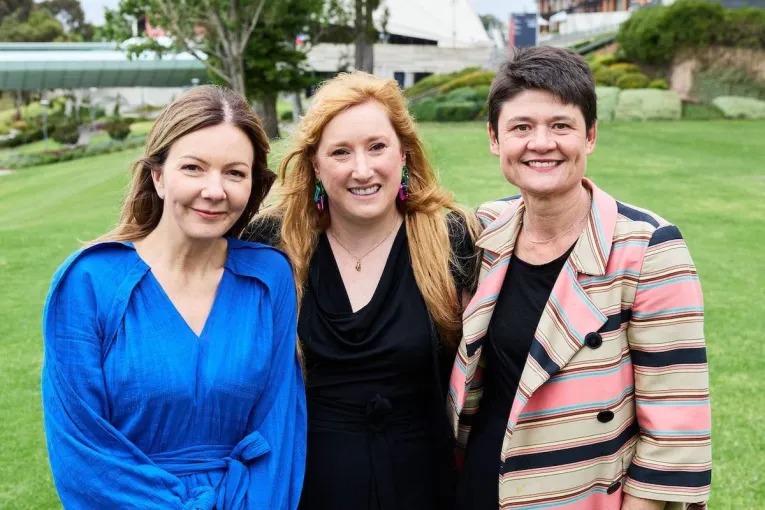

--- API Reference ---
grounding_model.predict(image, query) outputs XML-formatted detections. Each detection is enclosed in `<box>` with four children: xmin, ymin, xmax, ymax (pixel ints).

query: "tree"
<box><xmin>0</xmin><ymin>8</ymin><xmax>66</xmax><ymax>42</ymax></box>
<box><xmin>39</xmin><ymin>0</ymin><xmax>94</xmax><ymax>40</ymax></box>
<box><xmin>0</xmin><ymin>0</ymin><xmax>33</xmax><ymax>20</ymax></box>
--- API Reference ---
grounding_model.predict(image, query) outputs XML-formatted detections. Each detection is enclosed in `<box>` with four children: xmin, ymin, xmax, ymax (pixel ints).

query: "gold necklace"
<box><xmin>523</xmin><ymin>194</ymin><xmax>592</xmax><ymax>245</ymax></box>
<box><xmin>328</xmin><ymin>219</ymin><xmax>400</xmax><ymax>271</ymax></box>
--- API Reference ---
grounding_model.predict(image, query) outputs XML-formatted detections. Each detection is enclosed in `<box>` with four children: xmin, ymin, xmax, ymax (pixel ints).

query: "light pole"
<box><xmin>40</xmin><ymin>98</ymin><xmax>50</xmax><ymax>148</ymax></box>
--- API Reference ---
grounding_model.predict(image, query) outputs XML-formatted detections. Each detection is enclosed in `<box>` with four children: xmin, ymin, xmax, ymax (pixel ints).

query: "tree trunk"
<box><xmin>258</xmin><ymin>93</ymin><xmax>280</xmax><ymax>139</ymax></box>
<box><xmin>354</xmin><ymin>0</ymin><xmax>374</xmax><ymax>73</ymax></box>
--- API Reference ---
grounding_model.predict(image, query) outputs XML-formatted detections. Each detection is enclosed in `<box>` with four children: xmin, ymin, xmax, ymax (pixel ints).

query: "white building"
<box><xmin>306</xmin><ymin>0</ymin><xmax>496</xmax><ymax>87</ymax></box>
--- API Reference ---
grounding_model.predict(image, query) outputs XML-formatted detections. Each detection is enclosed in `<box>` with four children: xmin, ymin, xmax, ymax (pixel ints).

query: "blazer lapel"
<box><xmin>451</xmin><ymin>200</ymin><xmax>522</xmax><ymax>415</ymax></box>
<box><xmin>506</xmin><ymin>179</ymin><xmax>619</xmax><ymax>430</ymax></box>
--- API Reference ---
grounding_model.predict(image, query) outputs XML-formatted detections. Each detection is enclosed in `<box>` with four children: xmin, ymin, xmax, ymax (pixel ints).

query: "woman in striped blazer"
<box><xmin>449</xmin><ymin>46</ymin><xmax>711</xmax><ymax>510</ymax></box>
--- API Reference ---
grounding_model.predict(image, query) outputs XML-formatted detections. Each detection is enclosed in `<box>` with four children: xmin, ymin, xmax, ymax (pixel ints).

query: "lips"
<box><xmin>192</xmin><ymin>208</ymin><xmax>226</xmax><ymax>219</ymax></box>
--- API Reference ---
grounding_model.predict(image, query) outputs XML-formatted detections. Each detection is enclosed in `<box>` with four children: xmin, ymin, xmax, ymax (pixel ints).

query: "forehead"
<box><xmin>319</xmin><ymin>100</ymin><xmax>397</xmax><ymax>143</ymax></box>
<box><xmin>168</xmin><ymin>122</ymin><xmax>254</xmax><ymax>159</ymax></box>
<box><xmin>498</xmin><ymin>89</ymin><xmax>585</xmax><ymax>123</ymax></box>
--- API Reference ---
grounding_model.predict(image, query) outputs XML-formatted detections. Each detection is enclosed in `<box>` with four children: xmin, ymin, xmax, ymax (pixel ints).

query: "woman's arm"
<box><xmin>624</xmin><ymin>224</ymin><xmax>712</xmax><ymax>509</ymax></box>
<box><xmin>42</xmin><ymin>258</ymin><xmax>198</xmax><ymax>510</ymax></box>
<box><xmin>230</xmin><ymin>258</ymin><xmax>306</xmax><ymax>510</ymax></box>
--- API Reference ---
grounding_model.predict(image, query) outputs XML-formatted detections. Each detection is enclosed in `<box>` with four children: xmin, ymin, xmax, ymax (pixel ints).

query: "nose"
<box><xmin>201</xmin><ymin>171</ymin><xmax>226</xmax><ymax>200</ymax></box>
<box><xmin>352</xmin><ymin>151</ymin><xmax>374</xmax><ymax>180</ymax></box>
<box><xmin>527</xmin><ymin>126</ymin><xmax>556</xmax><ymax>152</ymax></box>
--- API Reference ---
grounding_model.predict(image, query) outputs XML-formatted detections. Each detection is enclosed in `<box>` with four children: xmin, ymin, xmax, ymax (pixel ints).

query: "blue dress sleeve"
<box><xmin>216</xmin><ymin>255</ymin><xmax>306</xmax><ymax>510</ymax></box>
<box><xmin>41</xmin><ymin>250</ymin><xmax>210</xmax><ymax>510</ymax></box>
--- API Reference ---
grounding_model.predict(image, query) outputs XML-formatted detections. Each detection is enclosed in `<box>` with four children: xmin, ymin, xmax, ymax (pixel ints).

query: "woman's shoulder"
<box><xmin>475</xmin><ymin>195</ymin><xmax>521</xmax><ymax>228</ymax></box>
<box><xmin>226</xmin><ymin>237</ymin><xmax>293</xmax><ymax>289</ymax></box>
<box><xmin>51</xmin><ymin>242</ymin><xmax>140</xmax><ymax>289</ymax></box>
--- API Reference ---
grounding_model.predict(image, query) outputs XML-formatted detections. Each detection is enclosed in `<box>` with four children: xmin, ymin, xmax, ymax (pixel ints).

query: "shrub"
<box><xmin>434</xmin><ymin>102</ymin><xmax>481</xmax><ymax>122</ymax></box>
<box><xmin>404</xmin><ymin>67</ymin><xmax>480</xmax><ymax>98</ymax></box>
<box><xmin>409</xmin><ymin>98</ymin><xmax>439</xmax><ymax>122</ymax></box>
<box><xmin>617</xmin><ymin>0</ymin><xmax>725</xmax><ymax>64</ymax></box>
<box><xmin>609</xmin><ymin>63</ymin><xmax>641</xmax><ymax>75</ymax></box>
<box><xmin>445</xmin><ymin>87</ymin><xmax>479</xmax><ymax>103</ymax></box>
<box><xmin>0</xmin><ymin>134</ymin><xmax>147</xmax><ymax>169</ymax></box>
<box><xmin>614</xmin><ymin>89</ymin><xmax>682</xmax><ymax>121</ymax></box>
<box><xmin>616</xmin><ymin>73</ymin><xmax>651</xmax><ymax>89</ymax></box>
<box><xmin>596</xmin><ymin>87</ymin><xmax>620</xmax><ymax>121</ymax></box>
<box><xmin>51</xmin><ymin>119</ymin><xmax>81</xmax><ymax>145</ymax></box>
<box><xmin>681</xmin><ymin>102</ymin><xmax>725</xmax><ymax>120</ymax></box>
<box><xmin>280</xmin><ymin>110</ymin><xmax>294</xmax><ymax>122</ymax></box>
<box><xmin>594</xmin><ymin>66</ymin><xmax>620</xmax><ymax>86</ymax></box>
<box><xmin>649</xmin><ymin>79</ymin><xmax>669</xmax><ymax>90</ymax></box>
<box><xmin>712</xmin><ymin>96</ymin><xmax>765</xmax><ymax>119</ymax></box>
<box><xmin>439</xmin><ymin>71</ymin><xmax>495</xmax><ymax>94</ymax></box>
<box><xmin>105</xmin><ymin>117</ymin><xmax>132</xmax><ymax>141</ymax></box>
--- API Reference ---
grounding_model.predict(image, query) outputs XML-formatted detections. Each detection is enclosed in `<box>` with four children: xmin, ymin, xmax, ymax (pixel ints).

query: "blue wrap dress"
<box><xmin>41</xmin><ymin>238</ymin><xmax>306</xmax><ymax>509</ymax></box>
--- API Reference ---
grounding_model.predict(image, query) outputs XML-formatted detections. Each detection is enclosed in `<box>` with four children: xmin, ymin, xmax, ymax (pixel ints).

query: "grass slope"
<box><xmin>1</xmin><ymin>120</ymin><xmax>764</xmax><ymax>508</ymax></box>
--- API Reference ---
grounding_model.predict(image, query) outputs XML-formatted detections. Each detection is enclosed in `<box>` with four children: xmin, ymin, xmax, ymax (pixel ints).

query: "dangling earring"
<box><xmin>313</xmin><ymin>179</ymin><xmax>327</xmax><ymax>212</ymax></box>
<box><xmin>398</xmin><ymin>165</ymin><xmax>409</xmax><ymax>202</ymax></box>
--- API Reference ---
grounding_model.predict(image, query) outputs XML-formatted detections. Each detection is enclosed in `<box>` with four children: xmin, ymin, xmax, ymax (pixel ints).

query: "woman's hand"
<box><xmin>621</xmin><ymin>494</ymin><xmax>665</xmax><ymax>510</ymax></box>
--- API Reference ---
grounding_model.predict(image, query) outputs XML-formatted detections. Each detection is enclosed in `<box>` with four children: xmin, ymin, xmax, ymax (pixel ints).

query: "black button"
<box><xmin>607</xmin><ymin>481</ymin><xmax>621</xmax><ymax>494</ymax></box>
<box><xmin>597</xmin><ymin>410</ymin><xmax>615</xmax><ymax>423</ymax></box>
<box><xmin>585</xmin><ymin>332</ymin><xmax>602</xmax><ymax>348</ymax></box>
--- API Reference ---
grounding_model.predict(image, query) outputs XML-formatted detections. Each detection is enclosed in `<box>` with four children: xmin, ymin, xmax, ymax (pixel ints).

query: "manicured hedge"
<box><xmin>596</xmin><ymin>87</ymin><xmax>620</xmax><ymax>121</ymax></box>
<box><xmin>614</xmin><ymin>89</ymin><xmax>682</xmax><ymax>121</ymax></box>
<box><xmin>439</xmin><ymin>71</ymin><xmax>495</xmax><ymax>94</ymax></box>
<box><xmin>434</xmin><ymin>102</ymin><xmax>481</xmax><ymax>122</ymax></box>
<box><xmin>616</xmin><ymin>73</ymin><xmax>651</xmax><ymax>90</ymax></box>
<box><xmin>0</xmin><ymin>135</ymin><xmax>147</xmax><ymax>169</ymax></box>
<box><xmin>404</xmin><ymin>67</ymin><xmax>481</xmax><ymax>98</ymax></box>
<box><xmin>712</xmin><ymin>96</ymin><xmax>765</xmax><ymax>119</ymax></box>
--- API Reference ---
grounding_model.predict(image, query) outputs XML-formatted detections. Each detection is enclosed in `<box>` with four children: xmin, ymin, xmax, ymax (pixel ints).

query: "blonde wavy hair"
<box><xmin>266</xmin><ymin>71</ymin><xmax>475</xmax><ymax>350</ymax></box>
<box><xmin>93</xmin><ymin>85</ymin><xmax>274</xmax><ymax>244</ymax></box>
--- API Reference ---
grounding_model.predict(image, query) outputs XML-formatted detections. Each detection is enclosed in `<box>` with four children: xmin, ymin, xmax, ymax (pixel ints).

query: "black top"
<box><xmin>456</xmin><ymin>245</ymin><xmax>573</xmax><ymax>510</ymax></box>
<box><xmin>242</xmin><ymin>213</ymin><xmax>479</xmax><ymax>510</ymax></box>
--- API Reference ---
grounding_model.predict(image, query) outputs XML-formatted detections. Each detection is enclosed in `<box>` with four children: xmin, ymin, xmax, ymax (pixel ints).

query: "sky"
<box><xmin>82</xmin><ymin>0</ymin><xmax>537</xmax><ymax>26</ymax></box>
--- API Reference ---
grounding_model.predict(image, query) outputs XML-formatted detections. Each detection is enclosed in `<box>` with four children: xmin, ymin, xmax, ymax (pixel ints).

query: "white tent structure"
<box><xmin>306</xmin><ymin>0</ymin><xmax>495</xmax><ymax>87</ymax></box>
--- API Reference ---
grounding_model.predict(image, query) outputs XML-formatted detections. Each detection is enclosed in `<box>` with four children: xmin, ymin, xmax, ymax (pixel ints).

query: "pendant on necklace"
<box><xmin>355</xmin><ymin>261</ymin><xmax>362</xmax><ymax>271</ymax></box>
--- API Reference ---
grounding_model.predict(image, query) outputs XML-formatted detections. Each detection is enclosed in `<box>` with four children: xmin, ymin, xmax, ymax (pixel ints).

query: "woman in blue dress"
<box><xmin>41</xmin><ymin>85</ymin><xmax>306</xmax><ymax>509</ymax></box>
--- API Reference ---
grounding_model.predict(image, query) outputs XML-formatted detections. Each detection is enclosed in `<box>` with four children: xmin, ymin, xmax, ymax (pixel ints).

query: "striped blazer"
<box><xmin>448</xmin><ymin>179</ymin><xmax>711</xmax><ymax>509</ymax></box>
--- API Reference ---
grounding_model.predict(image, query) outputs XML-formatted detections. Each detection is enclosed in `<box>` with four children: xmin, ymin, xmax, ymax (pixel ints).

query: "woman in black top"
<box><xmin>242</xmin><ymin>71</ymin><xmax>479</xmax><ymax>510</ymax></box>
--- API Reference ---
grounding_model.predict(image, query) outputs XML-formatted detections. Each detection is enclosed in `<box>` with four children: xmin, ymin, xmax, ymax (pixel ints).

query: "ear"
<box><xmin>487</xmin><ymin>122</ymin><xmax>500</xmax><ymax>156</ymax></box>
<box><xmin>585</xmin><ymin>120</ymin><xmax>598</xmax><ymax>155</ymax></box>
<box><xmin>151</xmin><ymin>167</ymin><xmax>165</xmax><ymax>200</ymax></box>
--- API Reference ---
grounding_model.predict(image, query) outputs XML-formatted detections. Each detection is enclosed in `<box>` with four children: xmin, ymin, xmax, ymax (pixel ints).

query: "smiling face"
<box><xmin>489</xmin><ymin>89</ymin><xmax>597</xmax><ymax>200</ymax></box>
<box><xmin>314</xmin><ymin>100</ymin><xmax>406</xmax><ymax>227</ymax></box>
<box><xmin>152</xmin><ymin>122</ymin><xmax>254</xmax><ymax>241</ymax></box>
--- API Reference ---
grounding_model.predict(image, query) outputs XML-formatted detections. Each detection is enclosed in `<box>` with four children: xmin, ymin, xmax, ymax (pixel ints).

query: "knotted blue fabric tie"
<box><xmin>149</xmin><ymin>431</ymin><xmax>271</xmax><ymax>510</ymax></box>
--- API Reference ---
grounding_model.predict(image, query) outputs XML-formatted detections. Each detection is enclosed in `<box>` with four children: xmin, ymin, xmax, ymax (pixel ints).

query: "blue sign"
<box><xmin>510</xmin><ymin>13</ymin><xmax>538</xmax><ymax>47</ymax></box>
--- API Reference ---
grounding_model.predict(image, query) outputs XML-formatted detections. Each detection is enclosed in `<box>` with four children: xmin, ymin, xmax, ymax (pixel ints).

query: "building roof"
<box><xmin>0</xmin><ymin>42</ymin><xmax>207</xmax><ymax>90</ymax></box>
<box><xmin>379</xmin><ymin>0</ymin><xmax>491</xmax><ymax>47</ymax></box>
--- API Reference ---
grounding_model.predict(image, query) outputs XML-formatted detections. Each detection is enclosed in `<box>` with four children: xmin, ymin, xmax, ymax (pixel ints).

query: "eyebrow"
<box><xmin>506</xmin><ymin>115</ymin><xmax>578</xmax><ymax>124</ymax></box>
<box><xmin>180</xmin><ymin>155</ymin><xmax>250</xmax><ymax>167</ymax></box>
<box><xmin>325</xmin><ymin>134</ymin><xmax>391</xmax><ymax>147</ymax></box>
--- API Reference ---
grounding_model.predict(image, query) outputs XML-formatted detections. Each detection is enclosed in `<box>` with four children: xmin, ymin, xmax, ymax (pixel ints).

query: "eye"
<box><xmin>226</xmin><ymin>169</ymin><xmax>248</xmax><ymax>179</ymax></box>
<box><xmin>552</xmin><ymin>123</ymin><xmax>570</xmax><ymax>130</ymax></box>
<box><xmin>331</xmin><ymin>148</ymin><xmax>350</xmax><ymax>157</ymax></box>
<box><xmin>512</xmin><ymin>124</ymin><xmax>531</xmax><ymax>132</ymax></box>
<box><xmin>370</xmin><ymin>142</ymin><xmax>386</xmax><ymax>152</ymax></box>
<box><xmin>181</xmin><ymin>164</ymin><xmax>202</xmax><ymax>172</ymax></box>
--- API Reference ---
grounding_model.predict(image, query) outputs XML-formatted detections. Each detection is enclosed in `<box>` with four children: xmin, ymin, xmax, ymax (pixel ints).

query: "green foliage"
<box><xmin>594</xmin><ymin>66</ymin><xmax>620</xmax><ymax>86</ymax></box>
<box><xmin>280</xmin><ymin>110</ymin><xmax>294</xmax><ymax>122</ymax></box>
<box><xmin>596</xmin><ymin>86</ymin><xmax>620</xmax><ymax>121</ymax></box>
<box><xmin>681</xmin><ymin>102</ymin><xmax>725</xmax><ymax>120</ymax></box>
<box><xmin>445</xmin><ymin>87</ymin><xmax>479</xmax><ymax>103</ymax></box>
<box><xmin>609</xmin><ymin>62</ymin><xmax>641</xmax><ymax>75</ymax></box>
<box><xmin>618</xmin><ymin>0</ymin><xmax>765</xmax><ymax>64</ymax></box>
<box><xmin>615</xmin><ymin>72</ymin><xmax>651</xmax><ymax>90</ymax></box>
<box><xmin>712</xmin><ymin>96</ymin><xmax>765</xmax><ymax>119</ymax></box>
<box><xmin>0</xmin><ymin>134</ymin><xmax>147</xmax><ymax>169</ymax></box>
<box><xmin>692</xmin><ymin>67</ymin><xmax>765</xmax><ymax>103</ymax></box>
<box><xmin>409</xmin><ymin>98</ymin><xmax>439</xmax><ymax>122</ymax></box>
<box><xmin>614</xmin><ymin>89</ymin><xmax>682</xmax><ymax>120</ymax></box>
<box><xmin>105</xmin><ymin>117</ymin><xmax>132</xmax><ymax>141</ymax></box>
<box><xmin>439</xmin><ymin>71</ymin><xmax>495</xmax><ymax>94</ymax></box>
<box><xmin>649</xmin><ymin>78</ymin><xmax>669</xmax><ymax>90</ymax></box>
<box><xmin>50</xmin><ymin>119</ymin><xmax>80</xmax><ymax>145</ymax></box>
<box><xmin>0</xmin><ymin>7</ymin><xmax>66</xmax><ymax>42</ymax></box>
<box><xmin>434</xmin><ymin>102</ymin><xmax>481</xmax><ymax>122</ymax></box>
<box><xmin>404</xmin><ymin>67</ymin><xmax>481</xmax><ymax>98</ymax></box>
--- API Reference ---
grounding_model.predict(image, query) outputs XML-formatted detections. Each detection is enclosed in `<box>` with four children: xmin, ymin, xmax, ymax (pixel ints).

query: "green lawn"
<box><xmin>1</xmin><ymin>120</ymin><xmax>764</xmax><ymax>508</ymax></box>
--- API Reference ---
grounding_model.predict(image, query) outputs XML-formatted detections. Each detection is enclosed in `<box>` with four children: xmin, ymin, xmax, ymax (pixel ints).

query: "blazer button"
<box><xmin>607</xmin><ymin>481</ymin><xmax>622</xmax><ymax>494</ymax></box>
<box><xmin>585</xmin><ymin>332</ymin><xmax>602</xmax><ymax>349</ymax></box>
<box><xmin>597</xmin><ymin>410</ymin><xmax>615</xmax><ymax>423</ymax></box>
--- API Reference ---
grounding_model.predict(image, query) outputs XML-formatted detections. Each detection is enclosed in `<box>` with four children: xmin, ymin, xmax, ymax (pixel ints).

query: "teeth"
<box><xmin>350</xmin><ymin>185</ymin><xmax>380</xmax><ymax>196</ymax></box>
<box><xmin>527</xmin><ymin>161</ymin><xmax>559</xmax><ymax>168</ymax></box>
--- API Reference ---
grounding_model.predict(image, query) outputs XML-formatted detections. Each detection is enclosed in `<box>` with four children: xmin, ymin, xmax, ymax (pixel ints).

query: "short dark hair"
<box><xmin>488</xmin><ymin>46</ymin><xmax>597</xmax><ymax>138</ymax></box>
